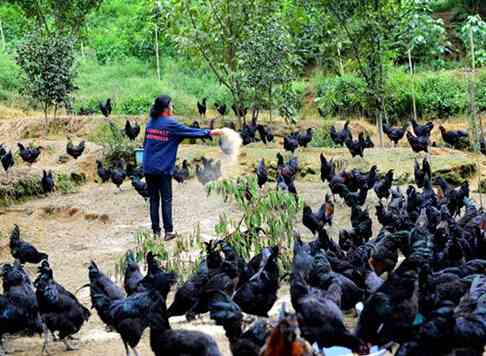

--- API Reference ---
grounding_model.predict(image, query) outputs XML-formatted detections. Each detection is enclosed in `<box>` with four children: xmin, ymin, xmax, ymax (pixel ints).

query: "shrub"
<box><xmin>310</xmin><ymin>121</ymin><xmax>336</xmax><ymax>148</ymax></box>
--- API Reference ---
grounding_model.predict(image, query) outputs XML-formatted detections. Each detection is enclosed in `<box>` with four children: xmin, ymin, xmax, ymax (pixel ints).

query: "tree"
<box><xmin>238</xmin><ymin>5</ymin><xmax>299</xmax><ymax>123</ymax></box>
<box><xmin>16</xmin><ymin>31</ymin><xmax>76</xmax><ymax>132</ymax></box>
<box><xmin>9</xmin><ymin>0</ymin><xmax>102</xmax><ymax>135</ymax></box>
<box><xmin>310</xmin><ymin>0</ymin><xmax>414</xmax><ymax>146</ymax></box>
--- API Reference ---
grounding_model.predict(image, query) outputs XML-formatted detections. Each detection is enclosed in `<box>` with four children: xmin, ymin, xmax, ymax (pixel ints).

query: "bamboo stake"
<box><xmin>408</xmin><ymin>48</ymin><xmax>417</xmax><ymax>122</ymax></box>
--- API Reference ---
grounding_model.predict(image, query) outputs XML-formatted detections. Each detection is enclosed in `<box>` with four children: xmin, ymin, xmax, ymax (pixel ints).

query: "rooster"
<box><xmin>96</xmin><ymin>160</ymin><xmax>111</xmax><ymax>183</ymax></box>
<box><xmin>330</xmin><ymin>120</ymin><xmax>351</xmax><ymax>146</ymax></box>
<box><xmin>284</xmin><ymin>132</ymin><xmax>300</xmax><ymax>153</ymax></box>
<box><xmin>1</xmin><ymin>150</ymin><xmax>14</xmax><ymax>172</ymax></box>
<box><xmin>66</xmin><ymin>139</ymin><xmax>86</xmax><ymax>160</ymax></box>
<box><xmin>411</xmin><ymin>119</ymin><xmax>433</xmax><ymax>137</ymax></box>
<box><xmin>17</xmin><ymin>143</ymin><xmax>42</xmax><ymax>164</ymax></box>
<box><xmin>197</xmin><ymin>98</ymin><xmax>207</xmax><ymax>118</ymax></box>
<box><xmin>439</xmin><ymin>126</ymin><xmax>469</xmax><ymax>149</ymax></box>
<box><xmin>173</xmin><ymin>160</ymin><xmax>190</xmax><ymax>184</ymax></box>
<box><xmin>406</xmin><ymin>131</ymin><xmax>429</xmax><ymax>153</ymax></box>
<box><xmin>9</xmin><ymin>224</ymin><xmax>48</xmax><ymax>265</ymax></box>
<box><xmin>383</xmin><ymin>123</ymin><xmax>406</xmax><ymax>146</ymax></box>
<box><xmin>125</xmin><ymin>120</ymin><xmax>140</xmax><ymax>141</ymax></box>
<box><xmin>215</xmin><ymin>102</ymin><xmax>227</xmax><ymax>117</ymax></box>
<box><xmin>256</xmin><ymin>159</ymin><xmax>268</xmax><ymax>188</ymax></box>
<box><xmin>41</xmin><ymin>170</ymin><xmax>55</xmax><ymax>193</ymax></box>
<box><xmin>414</xmin><ymin>158</ymin><xmax>431</xmax><ymax>188</ymax></box>
<box><xmin>99</xmin><ymin>98</ymin><xmax>112</xmax><ymax>118</ymax></box>
<box><xmin>261</xmin><ymin>310</ymin><xmax>315</xmax><ymax>356</ymax></box>
<box><xmin>298</xmin><ymin>128</ymin><xmax>313</xmax><ymax>148</ymax></box>
<box><xmin>131</xmin><ymin>176</ymin><xmax>149</xmax><ymax>200</ymax></box>
<box><xmin>345</xmin><ymin>132</ymin><xmax>367</xmax><ymax>158</ymax></box>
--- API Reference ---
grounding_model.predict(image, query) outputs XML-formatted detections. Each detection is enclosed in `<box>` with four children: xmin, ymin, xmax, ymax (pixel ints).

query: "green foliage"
<box><xmin>89</xmin><ymin>121</ymin><xmax>138</xmax><ymax>164</ymax></box>
<box><xmin>74</xmin><ymin>56</ymin><xmax>228</xmax><ymax>116</ymax></box>
<box><xmin>16</xmin><ymin>31</ymin><xmax>76</xmax><ymax>118</ymax></box>
<box><xmin>0</xmin><ymin>51</ymin><xmax>21</xmax><ymax>102</ymax></box>
<box><xmin>115</xmin><ymin>228</ymin><xmax>204</xmax><ymax>282</ymax></box>
<box><xmin>207</xmin><ymin>176</ymin><xmax>303</xmax><ymax>272</ymax></box>
<box><xmin>11</xmin><ymin>0</ymin><xmax>103</xmax><ymax>36</ymax></box>
<box><xmin>310</xmin><ymin>121</ymin><xmax>337</xmax><ymax>148</ymax></box>
<box><xmin>314</xmin><ymin>67</ymin><xmax>485</xmax><ymax>123</ymax></box>
<box><xmin>460</xmin><ymin>15</ymin><xmax>486</xmax><ymax>67</ymax></box>
<box><xmin>315</xmin><ymin>73</ymin><xmax>367</xmax><ymax>117</ymax></box>
<box><xmin>398</xmin><ymin>2</ymin><xmax>449</xmax><ymax>62</ymax></box>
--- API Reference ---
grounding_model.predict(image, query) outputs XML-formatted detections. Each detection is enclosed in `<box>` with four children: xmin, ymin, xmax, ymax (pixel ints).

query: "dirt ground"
<box><xmin>0</xmin><ymin>115</ymin><xmax>485</xmax><ymax>356</ymax></box>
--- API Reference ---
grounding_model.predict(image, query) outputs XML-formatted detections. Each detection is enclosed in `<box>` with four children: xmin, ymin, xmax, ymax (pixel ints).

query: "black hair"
<box><xmin>150</xmin><ymin>95</ymin><xmax>172</xmax><ymax>118</ymax></box>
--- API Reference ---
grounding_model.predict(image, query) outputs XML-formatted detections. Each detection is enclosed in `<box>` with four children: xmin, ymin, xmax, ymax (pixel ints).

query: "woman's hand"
<box><xmin>210</xmin><ymin>129</ymin><xmax>224</xmax><ymax>137</ymax></box>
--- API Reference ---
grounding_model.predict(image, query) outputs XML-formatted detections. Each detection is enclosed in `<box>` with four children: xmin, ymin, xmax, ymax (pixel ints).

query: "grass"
<box><xmin>74</xmin><ymin>56</ymin><xmax>230</xmax><ymax>116</ymax></box>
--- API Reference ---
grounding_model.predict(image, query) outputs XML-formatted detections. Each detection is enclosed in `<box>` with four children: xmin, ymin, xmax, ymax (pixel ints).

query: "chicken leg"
<box><xmin>42</xmin><ymin>328</ymin><xmax>50</xmax><ymax>355</ymax></box>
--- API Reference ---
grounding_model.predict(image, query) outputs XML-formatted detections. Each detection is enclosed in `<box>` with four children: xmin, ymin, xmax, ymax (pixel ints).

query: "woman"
<box><xmin>143</xmin><ymin>95</ymin><xmax>223</xmax><ymax>240</ymax></box>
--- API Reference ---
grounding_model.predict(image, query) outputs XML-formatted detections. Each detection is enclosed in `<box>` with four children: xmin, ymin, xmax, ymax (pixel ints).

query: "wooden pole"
<box><xmin>337</xmin><ymin>43</ymin><xmax>344</xmax><ymax>76</ymax></box>
<box><xmin>408</xmin><ymin>48</ymin><xmax>417</xmax><ymax>122</ymax></box>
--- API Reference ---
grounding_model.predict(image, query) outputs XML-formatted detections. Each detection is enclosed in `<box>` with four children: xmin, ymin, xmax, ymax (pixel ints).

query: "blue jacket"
<box><xmin>143</xmin><ymin>116</ymin><xmax>210</xmax><ymax>175</ymax></box>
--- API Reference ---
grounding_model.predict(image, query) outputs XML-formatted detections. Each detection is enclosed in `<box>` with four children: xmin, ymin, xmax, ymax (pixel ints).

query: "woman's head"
<box><xmin>150</xmin><ymin>95</ymin><xmax>173</xmax><ymax>118</ymax></box>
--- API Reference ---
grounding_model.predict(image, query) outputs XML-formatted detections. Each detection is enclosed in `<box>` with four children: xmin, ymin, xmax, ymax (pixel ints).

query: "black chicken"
<box><xmin>0</xmin><ymin>263</ymin><xmax>44</xmax><ymax>353</ymax></box>
<box><xmin>66</xmin><ymin>139</ymin><xmax>86</xmax><ymax>160</ymax></box>
<box><xmin>215</xmin><ymin>102</ymin><xmax>227</xmax><ymax>117</ymax></box>
<box><xmin>283</xmin><ymin>132</ymin><xmax>299</xmax><ymax>153</ymax></box>
<box><xmin>256</xmin><ymin>124</ymin><xmax>273</xmax><ymax>145</ymax></box>
<box><xmin>99</xmin><ymin>98</ymin><xmax>112</xmax><ymax>118</ymax></box>
<box><xmin>320</xmin><ymin>153</ymin><xmax>335</xmax><ymax>183</ymax></box>
<box><xmin>334</xmin><ymin>183</ymin><xmax>368</xmax><ymax>207</ymax></box>
<box><xmin>96</xmin><ymin>160</ymin><xmax>111</xmax><ymax>183</ymax></box>
<box><xmin>481</xmin><ymin>137</ymin><xmax>486</xmax><ymax>155</ymax></box>
<box><xmin>125</xmin><ymin>120</ymin><xmax>141</xmax><ymax>141</ymax></box>
<box><xmin>196</xmin><ymin>157</ymin><xmax>221</xmax><ymax>185</ymax></box>
<box><xmin>439</xmin><ymin>126</ymin><xmax>469</xmax><ymax>149</ymax></box>
<box><xmin>131</xmin><ymin>176</ymin><xmax>149</xmax><ymax>200</ymax></box>
<box><xmin>123</xmin><ymin>251</ymin><xmax>144</xmax><ymax>296</ymax></box>
<box><xmin>256</xmin><ymin>159</ymin><xmax>268</xmax><ymax>188</ymax></box>
<box><xmin>302</xmin><ymin>198</ymin><xmax>334</xmax><ymax>235</ymax></box>
<box><xmin>197</xmin><ymin>98</ymin><xmax>207</xmax><ymax>118</ymax></box>
<box><xmin>173</xmin><ymin>160</ymin><xmax>190</xmax><ymax>183</ymax></box>
<box><xmin>17</xmin><ymin>143</ymin><xmax>42</xmax><ymax>164</ymax></box>
<box><xmin>411</xmin><ymin>119</ymin><xmax>434</xmax><ymax>137</ymax></box>
<box><xmin>41</xmin><ymin>170</ymin><xmax>54</xmax><ymax>193</ymax></box>
<box><xmin>233</xmin><ymin>246</ymin><xmax>279</xmax><ymax>317</ymax></box>
<box><xmin>34</xmin><ymin>261</ymin><xmax>90</xmax><ymax>352</ymax></box>
<box><xmin>407</xmin><ymin>131</ymin><xmax>430</xmax><ymax>153</ymax></box>
<box><xmin>111</xmin><ymin>161</ymin><xmax>127</xmax><ymax>191</ymax></box>
<box><xmin>330</xmin><ymin>120</ymin><xmax>352</xmax><ymax>146</ymax></box>
<box><xmin>88</xmin><ymin>261</ymin><xmax>124</xmax><ymax>330</ymax></box>
<box><xmin>345</xmin><ymin>132</ymin><xmax>367</xmax><ymax>158</ymax></box>
<box><xmin>298</xmin><ymin>128</ymin><xmax>313</xmax><ymax>147</ymax></box>
<box><xmin>373</xmin><ymin>169</ymin><xmax>394</xmax><ymax>200</ymax></box>
<box><xmin>414</xmin><ymin>158</ymin><xmax>431</xmax><ymax>188</ymax></box>
<box><xmin>1</xmin><ymin>149</ymin><xmax>14</xmax><ymax>173</ymax></box>
<box><xmin>10</xmin><ymin>225</ymin><xmax>48</xmax><ymax>265</ymax></box>
<box><xmin>383</xmin><ymin>123</ymin><xmax>406</xmax><ymax>145</ymax></box>
<box><xmin>291</xmin><ymin>273</ymin><xmax>368</xmax><ymax>353</ymax></box>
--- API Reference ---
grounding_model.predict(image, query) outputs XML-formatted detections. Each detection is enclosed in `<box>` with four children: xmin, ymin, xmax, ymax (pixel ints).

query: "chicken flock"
<box><xmin>0</xmin><ymin>100</ymin><xmax>485</xmax><ymax>356</ymax></box>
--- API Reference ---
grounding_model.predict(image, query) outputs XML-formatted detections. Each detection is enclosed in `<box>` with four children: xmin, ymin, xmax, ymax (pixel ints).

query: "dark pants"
<box><xmin>145</xmin><ymin>174</ymin><xmax>173</xmax><ymax>234</ymax></box>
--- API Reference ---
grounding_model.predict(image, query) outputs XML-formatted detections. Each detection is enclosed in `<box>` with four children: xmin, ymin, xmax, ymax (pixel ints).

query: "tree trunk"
<box><xmin>268</xmin><ymin>85</ymin><xmax>272</xmax><ymax>124</ymax></box>
<box><xmin>155</xmin><ymin>23</ymin><xmax>161</xmax><ymax>81</ymax></box>
<box><xmin>408</xmin><ymin>49</ymin><xmax>417</xmax><ymax>122</ymax></box>
<box><xmin>44</xmin><ymin>104</ymin><xmax>49</xmax><ymax>138</ymax></box>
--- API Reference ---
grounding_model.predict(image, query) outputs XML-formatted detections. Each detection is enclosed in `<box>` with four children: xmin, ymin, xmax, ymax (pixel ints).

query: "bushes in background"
<box><xmin>315</xmin><ymin>67</ymin><xmax>485</xmax><ymax>124</ymax></box>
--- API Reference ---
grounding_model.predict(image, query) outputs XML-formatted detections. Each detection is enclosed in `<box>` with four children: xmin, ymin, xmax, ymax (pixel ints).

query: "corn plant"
<box><xmin>207</xmin><ymin>176</ymin><xmax>303</xmax><ymax>272</ymax></box>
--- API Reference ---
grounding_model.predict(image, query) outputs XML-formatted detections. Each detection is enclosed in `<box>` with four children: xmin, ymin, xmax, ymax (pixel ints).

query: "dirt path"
<box><xmin>0</xmin><ymin>177</ymin><xmax>236</xmax><ymax>356</ymax></box>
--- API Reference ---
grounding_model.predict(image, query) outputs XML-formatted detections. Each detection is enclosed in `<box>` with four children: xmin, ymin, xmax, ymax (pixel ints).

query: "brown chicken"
<box><xmin>260</xmin><ymin>312</ymin><xmax>315</xmax><ymax>356</ymax></box>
